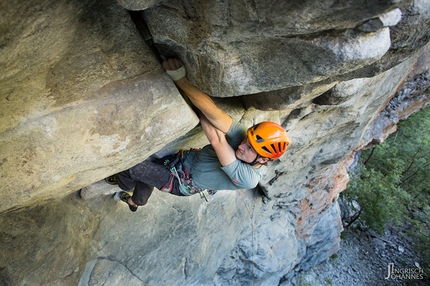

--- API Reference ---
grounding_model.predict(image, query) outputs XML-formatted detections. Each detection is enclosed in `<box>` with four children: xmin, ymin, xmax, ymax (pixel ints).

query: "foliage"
<box><xmin>344</xmin><ymin>161</ymin><xmax>409</xmax><ymax>233</ymax></box>
<box><xmin>342</xmin><ymin>105</ymin><xmax>430</xmax><ymax>265</ymax></box>
<box><xmin>408</xmin><ymin>205</ymin><xmax>430</xmax><ymax>274</ymax></box>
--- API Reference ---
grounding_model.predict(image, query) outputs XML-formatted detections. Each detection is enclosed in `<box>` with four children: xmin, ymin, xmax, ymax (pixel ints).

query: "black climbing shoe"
<box><xmin>105</xmin><ymin>174</ymin><xmax>118</xmax><ymax>185</ymax></box>
<box><xmin>114</xmin><ymin>191</ymin><xmax>138</xmax><ymax>212</ymax></box>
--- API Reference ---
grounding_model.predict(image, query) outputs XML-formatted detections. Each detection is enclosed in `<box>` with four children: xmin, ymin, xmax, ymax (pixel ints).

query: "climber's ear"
<box><xmin>257</xmin><ymin>157</ymin><xmax>270</xmax><ymax>164</ymax></box>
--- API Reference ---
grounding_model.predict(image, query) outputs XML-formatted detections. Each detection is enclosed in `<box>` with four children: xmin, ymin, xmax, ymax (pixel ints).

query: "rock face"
<box><xmin>0</xmin><ymin>0</ymin><xmax>199</xmax><ymax>213</ymax></box>
<box><xmin>143</xmin><ymin>0</ymin><xmax>405</xmax><ymax>97</ymax></box>
<box><xmin>0</xmin><ymin>0</ymin><xmax>429</xmax><ymax>285</ymax></box>
<box><xmin>363</xmin><ymin>44</ymin><xmax>430</xmax><ymax>149</ymax></box>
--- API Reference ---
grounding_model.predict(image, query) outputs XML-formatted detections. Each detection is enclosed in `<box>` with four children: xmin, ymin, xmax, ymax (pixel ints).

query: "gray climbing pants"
<box><xmin>116</xmin><ymin>159</ymin><xmax>185</xmax><ymax>206</ymax></box>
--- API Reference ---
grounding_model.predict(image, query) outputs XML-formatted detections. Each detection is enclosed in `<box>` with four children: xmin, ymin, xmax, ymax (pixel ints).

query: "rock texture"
<box><xmin>143</xmin><ymin>0</ymin><xmax>408</xmax><ymax>97</ymax></box>
<box><xmin>0</xmin><ymin>0</ymin><xmax>429</xmax><ymax>285</ymax></box>
<box><xmin>363</xmin><ymin>44</ymin><xmax>430</xmax><ymax>149</ymax></box>
<box><xmin>0</xmin><ymin>0</ymin><xmax>199</xmax><ymax>213</ymax></box>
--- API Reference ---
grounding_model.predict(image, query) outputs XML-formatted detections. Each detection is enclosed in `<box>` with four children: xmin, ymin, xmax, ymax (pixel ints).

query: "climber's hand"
<box><xmin>162</xmin><ymin>58</ymin><xmax>183</xmax><ymax>70</ymax></box>
<box><xmin>163</xmin><ymin>57</ymin><xmax>233</xmax><ymax>133</ymax></box>
<box><xmin>163</xmin><ymin>58</ymin><xmax>186</xmax><ymax>81</ymax></box>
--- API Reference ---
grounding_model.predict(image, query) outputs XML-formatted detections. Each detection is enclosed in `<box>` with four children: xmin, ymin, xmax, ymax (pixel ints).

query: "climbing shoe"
<box><xmin>114</xmin><ymin>191</ymin><xmax>138</xmax><ymax>212</ymax></box>
<box><xmin>105</xmin><ymin>174</ymin><xmax>118</xmax><ymax>185</ymax></box>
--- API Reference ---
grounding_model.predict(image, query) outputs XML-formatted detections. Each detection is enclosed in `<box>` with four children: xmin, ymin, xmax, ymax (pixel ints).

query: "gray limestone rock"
<box><xmin>0</xmin><ymin>0</ymin><xmax>199</xmax><ymax>213</ymax></box>
<box><xmin>143</xmin><ymin>0</ymin><xmax>406</xmax><ymax>97</ymax></box>
<box><xmin>116</xmin><ymin>0</ymin><xmax>163</xmax><ymax>10</ymax></box>
<box><xmin>0</xmin><ymin>0</ymin><xmax>429</xmax><ymax>285</ymax></box>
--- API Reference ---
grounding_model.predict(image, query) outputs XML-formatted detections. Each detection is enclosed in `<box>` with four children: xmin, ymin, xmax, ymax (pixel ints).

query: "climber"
<box><xmin>106</xmin><ymin>58</ymin><xmax>290</xmax><ymax>212</ymax></box>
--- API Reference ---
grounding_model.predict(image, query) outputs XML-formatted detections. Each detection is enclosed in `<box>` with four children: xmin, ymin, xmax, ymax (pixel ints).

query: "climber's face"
<box><xmin>236</xmin><ymin>139</ymin><xmax>259</xmax><ymax>164</ymax></box>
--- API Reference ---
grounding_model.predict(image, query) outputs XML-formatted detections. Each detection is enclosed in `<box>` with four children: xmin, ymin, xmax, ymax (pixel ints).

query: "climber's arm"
<box><xmin>175</xmin><ymin>78</ymin><xmax>233</xmax><ymax>133</ymax></box>
<box><xmin>162</xmin><ymin>58</ymin><xmax>232</xmax><ymax>133</ymax></box>
<box><xmin>199</xmin><ymin>112</ymin><xmax>236</xmax><ymax>167</ymax></box>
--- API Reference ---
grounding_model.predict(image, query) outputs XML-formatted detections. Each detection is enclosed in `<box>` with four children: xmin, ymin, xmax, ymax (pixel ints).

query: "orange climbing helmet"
<box><xmin>247</xmin><ymin>121</ymin><xmax>290</xmax><ymax>160</ymax></box>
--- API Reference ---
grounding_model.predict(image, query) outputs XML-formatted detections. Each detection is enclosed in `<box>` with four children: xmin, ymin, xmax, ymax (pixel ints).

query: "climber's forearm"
<box><xmin>175</xmin><ymin>77</ymin><xmax>232</xmax><ymax>134</ymax></box>
<box><xmin>199</xmin><ymin>112</ymin><xmax>236</xmax><ymax>166</ymax></box>
<box><xmin>162</xmin><ymin>58</ymin><xmax>232</xmax><ymax>132</ymax></box>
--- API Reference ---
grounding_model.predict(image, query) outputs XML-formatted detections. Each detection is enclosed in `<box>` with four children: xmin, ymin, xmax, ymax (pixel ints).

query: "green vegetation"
<box><xmin>342</xmin><ymin>105</ymin><xmax>430</xmax><ymax>267</ymax></box>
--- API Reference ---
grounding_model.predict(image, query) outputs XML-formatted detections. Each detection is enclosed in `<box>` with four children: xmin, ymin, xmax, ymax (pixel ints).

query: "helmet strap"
<box><xmin>249</xmin><ymin>154</ymin><xmax>260</xmax><ymax>166</ymax></box>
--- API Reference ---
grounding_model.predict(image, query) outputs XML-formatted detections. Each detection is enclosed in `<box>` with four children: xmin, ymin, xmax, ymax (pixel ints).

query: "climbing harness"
<box><xmin>161</xmin><ymin>149</ymin><xmax>216</xmax><ymax>201</ymax></box>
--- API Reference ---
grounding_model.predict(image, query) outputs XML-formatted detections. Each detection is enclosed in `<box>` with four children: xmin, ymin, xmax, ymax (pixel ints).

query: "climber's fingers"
<box><xmin>163</xmin><ymin>58</ymin><xmax>186</xmax><ymax>81</ymax></box>
<box><xmin>162</xmin><ymin>58</ymin><xmax>183</xmax><ymax>71</ymax></box>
